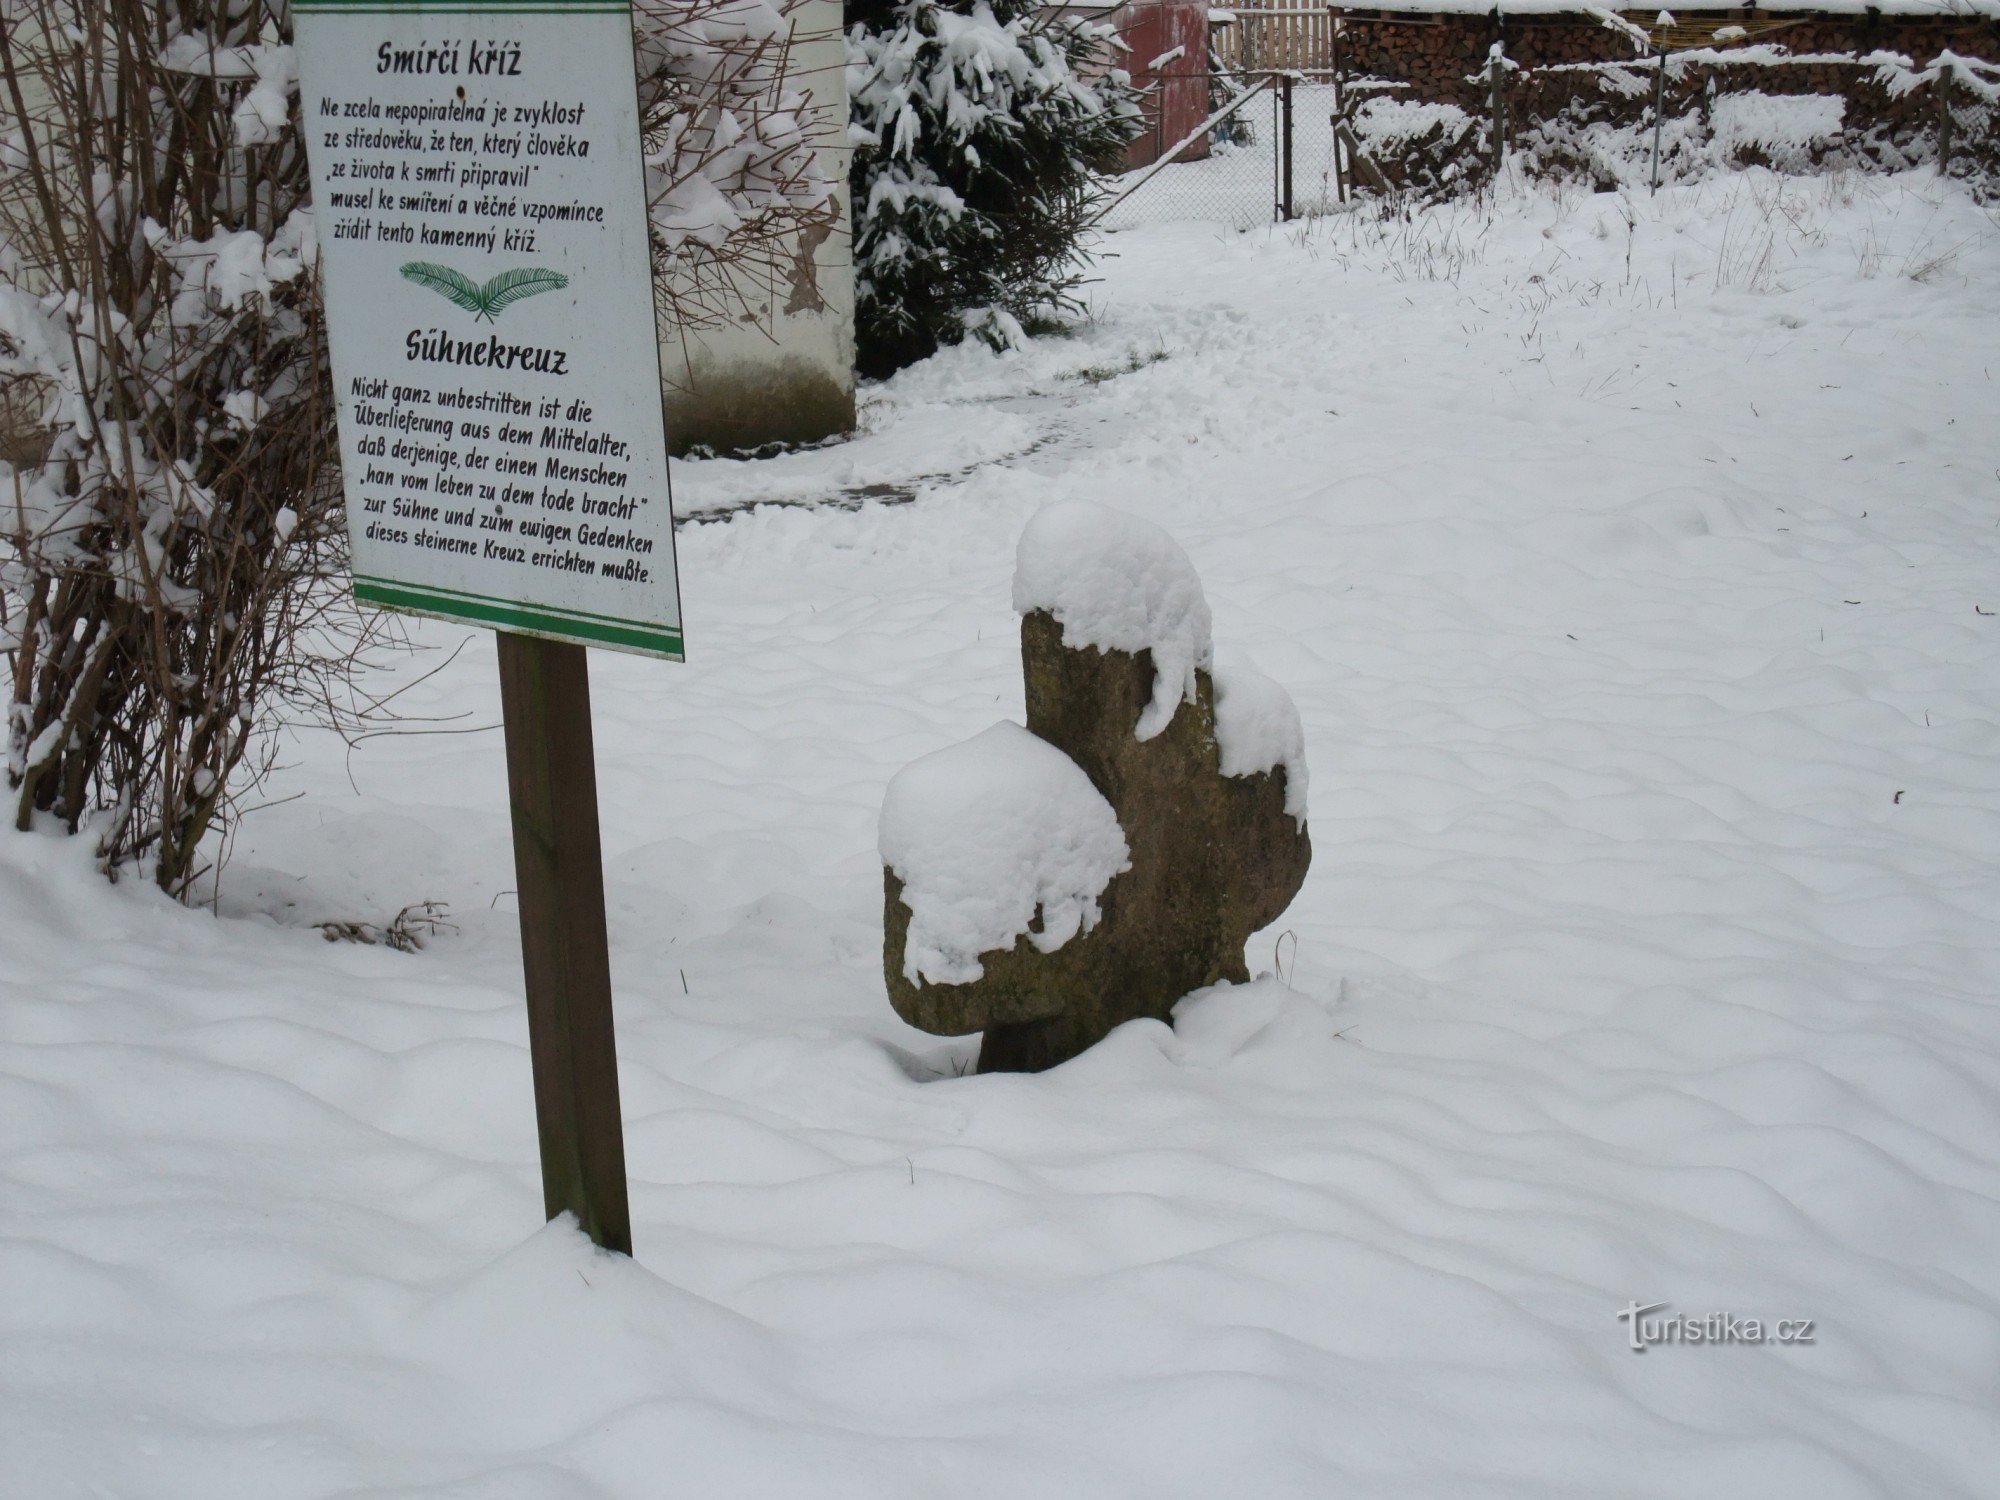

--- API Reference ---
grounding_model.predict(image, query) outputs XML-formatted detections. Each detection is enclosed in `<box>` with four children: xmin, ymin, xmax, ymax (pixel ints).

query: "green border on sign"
<box><xmin>355</xmin><ymin>575</ymin><xmax>684</xmax><ymax>661</ymax></box>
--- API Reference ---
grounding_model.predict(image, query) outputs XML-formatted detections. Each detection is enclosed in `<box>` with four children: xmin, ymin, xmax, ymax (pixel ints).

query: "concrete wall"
<box><xmin>657</xmin><ymin>0</ymin><xmax>856</xmax><ymax>456</ymax></box>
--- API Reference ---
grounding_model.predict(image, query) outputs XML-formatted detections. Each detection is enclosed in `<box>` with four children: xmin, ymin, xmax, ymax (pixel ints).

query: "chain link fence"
<box><xmin>1097</xmin><ymin>71</ymin><xmax>1344</xmax><ymax>232</ymax></box>
<box><xmin>1098</xmin><ymin>46</ymin><xmax>1996</xmax><ymax>233</ymax></box>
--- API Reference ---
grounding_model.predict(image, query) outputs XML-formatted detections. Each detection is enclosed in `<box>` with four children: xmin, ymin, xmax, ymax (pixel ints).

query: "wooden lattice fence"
<box><xmin>1213</xmin><ymin>4</ymin><xmax>1337</xmax><ymax>72</ymax></box>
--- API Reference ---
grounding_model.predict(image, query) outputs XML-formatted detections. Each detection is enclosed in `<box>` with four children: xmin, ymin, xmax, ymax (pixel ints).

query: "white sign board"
<box><xmin>296</xmin><ymin>0</ymin><xmax>683</xmax><ymax>660</ymax></box>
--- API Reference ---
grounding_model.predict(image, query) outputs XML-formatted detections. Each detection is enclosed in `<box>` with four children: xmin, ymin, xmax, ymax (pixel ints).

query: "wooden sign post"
<box><xmin>496</xmin><ymin>634</ymin><xmax>632</xmax><ymax>1252</ymax></box>
<box><xmin>297</xmin><ymin>0</ymin><xmax>683</xmax><ymax>1254</ymax></box>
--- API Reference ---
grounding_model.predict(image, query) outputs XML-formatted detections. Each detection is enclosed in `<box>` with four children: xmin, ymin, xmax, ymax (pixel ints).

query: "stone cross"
<box><xmin>882</xmin><ymin>519</ymin><xmax>1311</xmax><ymax>1074</ymax></box>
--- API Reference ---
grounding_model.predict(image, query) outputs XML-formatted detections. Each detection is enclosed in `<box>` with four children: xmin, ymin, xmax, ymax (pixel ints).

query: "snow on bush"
<box><xmin>879</xmin><ymin>720</ymin><xmax>1130</xmax><ymax>985</ymax></box>
<box><xmin>1211</xmin><ymin>652</ymin><xmax>1308</xmax><ymax>822</ymax></box>
<box><xmin>845</xmin><ymin>0</ymin><xmax>1141</xmax><ymax>374</ymax></box>
<box><xmin>635</xmin><ymin>0</ymin><xmax>843</xmax><ymax>333</ymax></box>
<box><xmin>1354</xmin><ymin>98</ymin><xmax>1474</xmax><ymax>148</ymax></box>
<box><xmin>1</xmin><ymin>0</ymin><xmax>847</xmax><ymax>892</ymax></box>
<box><xmin>1709</xmin><ymin>90</ymin><xmax>1846</xmax><ymax>171</ymax></box>
<box><xmin>0</xmin><ymin>0</ymin><xmax>372</xmax><ymax>893</ymax></box>
<box><xmin>1013</xmin><ymin>500</ymin><xmax>1213</xmax><ymax>742</ymax></box>
<box><xmin>1347</xmin><ymin>94</ymin><xmax>1478</xmax><ymax>200</ymax></box>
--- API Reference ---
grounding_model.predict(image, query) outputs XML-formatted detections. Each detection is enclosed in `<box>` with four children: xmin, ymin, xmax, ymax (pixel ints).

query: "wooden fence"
<box><xmin>1213</xmin><ymin>4</ymin><xmax>1337</xmax><ymax>72</ymax></box>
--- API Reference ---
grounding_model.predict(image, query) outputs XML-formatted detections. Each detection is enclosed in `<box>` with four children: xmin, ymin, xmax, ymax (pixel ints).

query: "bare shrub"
<box><xmin>635</xmin><ymin>0</ymin><xmax>842</xmax><ymax>338</ymax></box>
<box><xmin>0</xmin><ymin>0</ymin><xmax>394</xmax><ymax>896</ymax></box>
<box><xmin>0</xmin><ymin>0</ymin><xmax>840</xmax><ymax>898</ymax></box>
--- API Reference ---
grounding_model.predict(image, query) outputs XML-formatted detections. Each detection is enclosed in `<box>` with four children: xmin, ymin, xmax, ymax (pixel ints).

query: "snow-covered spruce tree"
<box><xmin>846</xmin><ymin>0</ymin><xmax>1141</xmax><ymax>377</ymax></box>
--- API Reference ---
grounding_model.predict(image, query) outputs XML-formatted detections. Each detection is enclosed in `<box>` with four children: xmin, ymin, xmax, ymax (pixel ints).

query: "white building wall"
<box><xmin>657</xmin><ymin>0</ymin><xmax>856</xmax><ymax>455</ymax></box>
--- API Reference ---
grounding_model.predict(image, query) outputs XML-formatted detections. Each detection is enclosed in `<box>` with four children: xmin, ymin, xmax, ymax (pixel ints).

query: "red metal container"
<box><xmin>1110</xmin><ymin>0</ymin><xmax>1213</xmax><ymax>168</ymax></box>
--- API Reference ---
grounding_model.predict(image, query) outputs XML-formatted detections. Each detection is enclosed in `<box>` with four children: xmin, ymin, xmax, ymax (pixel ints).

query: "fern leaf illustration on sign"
<box><xmin>399</xmin><ymin>262</ymin><xmax>570</xmax><ymax>322</ymax></box>
<box><xmin>398</xmin><ymin>262</ymin><xmax>485</xmax><ymax>316</ymax></box>
<box><xmin>482</xmin><ymin>266</ymin><xmax>570</xmax><ymax>317</ymax></box>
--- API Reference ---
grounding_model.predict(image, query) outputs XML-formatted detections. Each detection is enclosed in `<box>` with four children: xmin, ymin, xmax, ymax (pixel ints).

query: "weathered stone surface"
<box><xmin>883</xmin><ymin>608</ymin><xmax>1310</xmax><ymax>1074</ymax></box>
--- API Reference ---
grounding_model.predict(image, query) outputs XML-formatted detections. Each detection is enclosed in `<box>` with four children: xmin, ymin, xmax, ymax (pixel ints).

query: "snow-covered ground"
<box><xmin>7</xmin><ymin>171</ymin><xmax>2000</xmax><ymax>1497</ymax></box>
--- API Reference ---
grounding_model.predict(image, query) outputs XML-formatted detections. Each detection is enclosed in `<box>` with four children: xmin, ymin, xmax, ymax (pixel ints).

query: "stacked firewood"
<box><xmin>1324</xmin><ymin>9</ymin><xmax>1996</xmax><ymax>132</ymax></box>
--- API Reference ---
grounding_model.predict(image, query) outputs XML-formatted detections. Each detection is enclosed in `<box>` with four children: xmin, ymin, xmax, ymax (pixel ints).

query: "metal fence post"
<box><xmin>1936</xmin><ymin>61</ymin><xmax>1955</xmax><ymax>175</ymax></box>
<box><xmin>1331</xmin><ymin>11</ymin><xmax>1348</xmax><ymax>203</ymax></box>
<box><xmin>1488</xmin><ymin>45</ymin><xmax>1508</xmax><ymax>171</ymax></box>
<box><xmin>1281</xmin><ymin>72</ymin><xmax>1295</xmax><ymax>220</ymax></box>
<box><xmin>1649</xmin><ymin>45</ymin><xmax>1668</xmax><ymax>193</ymax></box>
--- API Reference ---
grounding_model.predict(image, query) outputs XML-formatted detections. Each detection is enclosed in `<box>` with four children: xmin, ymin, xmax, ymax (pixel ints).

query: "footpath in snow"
<box><xmin>5</xmin><ymin>172</ymin><xmax>2000</xmax><ymax>1498</ymax></box>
